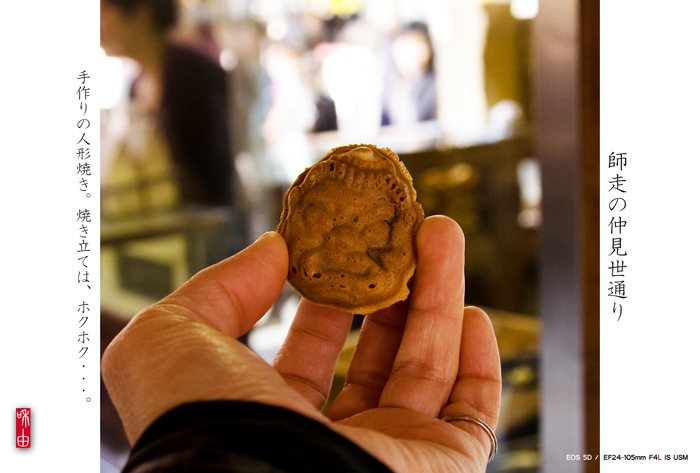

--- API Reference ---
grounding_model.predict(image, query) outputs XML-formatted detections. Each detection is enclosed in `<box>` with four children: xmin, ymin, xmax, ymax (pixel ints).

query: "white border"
<box><xmin>0</xmin><ymin>1</ymin><xmax>100</xmax><ymax>471</ymax></box>
<box><xmin>601</xmin><ymin>1</ymin><xmax>700</xmax><ymax>470</ymax></box>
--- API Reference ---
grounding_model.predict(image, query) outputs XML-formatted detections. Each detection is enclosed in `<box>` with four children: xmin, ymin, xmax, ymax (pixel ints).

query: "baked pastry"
<box><xmin>277</xmin><ymin>144</ymin><xmax>424</xmax><ymax>314</ymax></box>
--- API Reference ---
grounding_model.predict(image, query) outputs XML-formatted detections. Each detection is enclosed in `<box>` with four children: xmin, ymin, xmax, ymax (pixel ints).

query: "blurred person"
<box><xmin>100</xmin><ymin>0</ymin><xmax>233</xmax><ymax>215</ymax></box>
<box><xmin>302</xmin><ymin>14</ymin><xmax>340</xmax><ymax>133</ymax></box>
<box><xmin>321</xmin><ymin>43</ymin><xmax>383</xmax><ymax>137</ymax></box>
<box><xmin>261</xmin><ymin>41</ymin><xmax>316</xmax><ymax>184</ymax></box>
<box><xmin>215</xmin><ymin>18</ymin><xmax>275</xmax><ymax>238</ymax></box>
<box><xmin>216</xmin><ymin>19</ymin><xmax>271</xmax><ymax>166</ymax></box>
<box><xmin>318</xmin><ymin>15</ymin><xmax>385</xmax><ymax>138</ymax></box>
<box><xmin>381</xmin><ymin>22</ymin><xmax>437</xmax><ymax>126</ymax></box>
<box><xmin>173</xmin><ymin>19</ymin><xmax>222</xmax><ymax>63</ymax></box>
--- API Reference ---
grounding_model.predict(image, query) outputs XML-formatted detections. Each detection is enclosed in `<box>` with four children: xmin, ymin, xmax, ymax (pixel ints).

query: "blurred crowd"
<box><xmin>99</xmin><ymin>0</ymin><xmax>527</xmax><ymax>243</ymax></box>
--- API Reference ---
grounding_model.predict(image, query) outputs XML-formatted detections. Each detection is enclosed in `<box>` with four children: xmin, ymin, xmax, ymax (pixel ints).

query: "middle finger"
<box><xmin>378</xmin><ymin>216</ymin><xmax>466</xmax><ymax>417</ymax></box>
<box><xmin>272</xmin><ymin>298</ymin><xmax>354</xmax><ymax>409</ymax></box>
<box><xmin>326</xmin><ymin>301</ymin><xmax>408</xmax><ymax>421</ymax></box>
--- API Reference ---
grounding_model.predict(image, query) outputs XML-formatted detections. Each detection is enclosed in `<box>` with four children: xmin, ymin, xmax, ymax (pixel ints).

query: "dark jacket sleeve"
<box><xmin>122</xmin><ymin>401</ymin><xmax>394</xmax><ymax>473</ymax></box>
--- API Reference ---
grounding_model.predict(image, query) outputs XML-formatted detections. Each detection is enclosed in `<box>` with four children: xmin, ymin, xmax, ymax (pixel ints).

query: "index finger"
<box><xmin>378</xmin><ymin>215</ymin><xmax>466</xmax><ymax>417</ymax></box>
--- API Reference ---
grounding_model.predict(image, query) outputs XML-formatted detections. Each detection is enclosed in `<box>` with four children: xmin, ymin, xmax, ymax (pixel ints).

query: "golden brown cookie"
<box><xmin>278</xmin><ymin>144</ymin><xmax>424</xmax><ymax>314</ymax></box>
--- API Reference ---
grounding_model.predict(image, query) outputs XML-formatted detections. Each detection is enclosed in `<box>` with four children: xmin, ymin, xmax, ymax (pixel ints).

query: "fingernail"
<box><xmin>255</xmin><ymin>231</ymin><xmax>277</xmax><ymax>243</ymax></box>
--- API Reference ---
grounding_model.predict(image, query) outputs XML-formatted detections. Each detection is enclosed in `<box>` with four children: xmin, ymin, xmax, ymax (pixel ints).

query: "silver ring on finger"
<box><xmin>441</xmin><ymin>413</ymin><xmax>498</xmax><ymax>462</ymax></box>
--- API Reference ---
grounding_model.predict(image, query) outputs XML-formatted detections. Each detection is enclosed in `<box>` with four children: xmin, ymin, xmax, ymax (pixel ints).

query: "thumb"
<box><xmin>160</xmin><ymin>231</ymin><xmax>289</xmax><ymax>338</ymax></box>
<box><xmin>102</xmin><ymin>233</ymin><xmax>293</xmax><ymax>444</ymax></box>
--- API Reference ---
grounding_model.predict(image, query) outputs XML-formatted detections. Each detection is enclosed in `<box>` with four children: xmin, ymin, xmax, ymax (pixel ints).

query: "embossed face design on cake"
<box><xmin>278</xmin><ymin>144</ymin><xmax>424</xmax><ymax>314</ymax></box>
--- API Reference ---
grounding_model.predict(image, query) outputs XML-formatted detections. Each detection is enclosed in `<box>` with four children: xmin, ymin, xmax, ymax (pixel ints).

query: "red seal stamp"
<box><xmin>16</xmin><ymin>408</ymin><xmax>31</xmax><ymax>448</ymax></box>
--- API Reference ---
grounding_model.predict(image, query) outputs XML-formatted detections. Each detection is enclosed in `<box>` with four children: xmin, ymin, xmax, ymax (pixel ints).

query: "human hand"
<box><xmin>102</xmin><ymin>215</ymin><xmax>501</xmax><ymax>472</ymax></box>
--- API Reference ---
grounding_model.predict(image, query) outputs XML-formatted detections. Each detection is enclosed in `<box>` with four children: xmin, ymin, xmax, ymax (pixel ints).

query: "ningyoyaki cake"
<box><xmin>277</xmin><ymin>144</ymin><xmax>424</xmax><ymax>314</ymax></box>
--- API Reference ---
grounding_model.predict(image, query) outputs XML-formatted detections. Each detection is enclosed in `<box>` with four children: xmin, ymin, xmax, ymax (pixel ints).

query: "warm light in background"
<box><xmin>266</xmin><ymin>18</ymin><xmax>288</xmax><ymax>40</ymax></box>
<box><xmin>322</xmin><ymin>45</ymin><xmax>383</xmax><ymax>137</ymax></box>
<box><xmin>99</xmin><ymin>48</ymin><xmax>127</xmax><ymax>110</ymax></box>
<box><xmin>480</xmin><ymin>0</ymin><xmax>538</xmax><ymax>20</ymax></box>
<box><xmin>219</xmin><ymin>47</ymin><xmax>238</xmax><ymax>70</ymax></box>
<box><xmin>510</xmin><ymin>0</ymin><xmax>538</xmax><ymax>20</ymax></box>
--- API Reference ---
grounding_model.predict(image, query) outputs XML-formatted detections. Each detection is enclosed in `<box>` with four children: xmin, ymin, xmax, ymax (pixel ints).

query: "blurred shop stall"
<box><xmin>100</xmin><ymin>1</ymin><xmax>542</xmax><ymax>472</ymax></box>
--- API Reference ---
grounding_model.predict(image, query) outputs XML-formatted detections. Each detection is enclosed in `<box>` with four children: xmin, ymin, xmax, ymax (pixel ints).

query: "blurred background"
<box><xmin>100</xmin><ymin>0</ymin><xmax>599</xmax><ymax>472</ymax></box>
